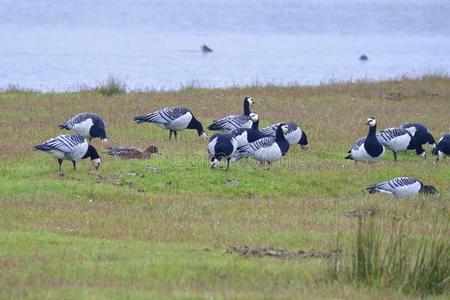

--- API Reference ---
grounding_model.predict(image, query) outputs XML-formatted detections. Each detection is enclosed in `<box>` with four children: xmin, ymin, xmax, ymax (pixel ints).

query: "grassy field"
<box><xmin>0</xmin><ymin>76</ymin><xmax>449</xmax><ymax>299</ymax></box>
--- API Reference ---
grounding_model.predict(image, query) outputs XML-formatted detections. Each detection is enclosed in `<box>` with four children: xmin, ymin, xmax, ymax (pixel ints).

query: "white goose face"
<box><xmin>281</xmin><ymin>124</ymin><xmax>289</xmax><ymax>134</ymax></box>
<box><xmin>210</xmin><ymin>157</ymin><xmax>219</xmax><ymax>168</ymax></box>
<box><xmin>246</xmin><ymin>97</ymin><xmax>255</xmax><ymax>105</ymax></box>
<box><xmin>200</xmin><ymin>132</ymin><xmax>208</xmax><ymax>140</ymax></box>
<box><xmin>249</xmin><ymin>113</ymin><xmax>259</xmax><ymax>122</ymax></box>
<box><xmin>92</xmin><ymin>158</ymin><xmax>101</xmax><ymax>170</ymax></box>
<box><xmin>366</xmin><ymin>117</ymin><xmax>377</xmax><ymax>127</ymax></box>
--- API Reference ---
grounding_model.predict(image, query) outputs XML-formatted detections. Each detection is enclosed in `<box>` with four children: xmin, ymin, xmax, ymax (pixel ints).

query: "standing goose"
<box><xmin>433</xmin><ymin>134</ymin><xmax>450</xmax><ymax>162</ymax></box>
<box><xmin>367</xmin><ymin>177</ymin><xmax>438</xmax><ymax>198</ymax></box>
<box><xmin>376</xmin><ymin>127</ymin><xmax>415</xmax><ymax>161</ymax></box>
<box><xmin>235</xmin><ymin>123</ymin><xmax>290</xmax><ymax>163</ymax></box>
<box><xmin>208</xmin><ymin>97</ymin><xmax>255</xmax><ymax>131</ymax></box>
<box><xmin>229</xmin><ymin>113</ymin><xmax>265</xmax><ymax>147</ymax></box>
<box><xmin>261</xmin><ymin>122</ymin><xmax>308</xmax><ymax>150</ymax></box>
<box><xmin>345</xmin><ymin>117</ymin><xmax>385</xmax><ymax>162</ymax></box>
<box><xmin>106</xmin><ymin>145</ymin><xmax>160</xmax><ymax>159</ymax></box>
<box><xmin>208</xmin><ymin>133</ymin><xmax>238</xmax><ymax>170</ymax></box>
<box><xmin>134</xmin><ymin>107</ymin><xmax>207</xmax><ymax>140</ymax></box>
<box><xmin>400</xmin><ymin>123</ymin><xmax>436</xmax><ymax>155</ymax></box>
<box><xmin>34</xmin><ymin>134</ymin><xmax>101</xmax><ymax>175</ymax></box>
<box><xmin>59</xmin><ymin>113</ymin><xmax>107</xmax><ymax>142</ymax></box>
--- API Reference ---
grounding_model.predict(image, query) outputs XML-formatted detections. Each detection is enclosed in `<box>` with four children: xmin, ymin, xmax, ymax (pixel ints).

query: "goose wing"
<box><xmin>134</xmin><ymin>107</ymin><xmax>189</xmax><ymax>124</ymax></box>
<box><xmin>59</xmin><ymin>113</ymin><xmax>104</xmax><ymax>129</ymax></box>
<box><xmin>367</xmin><ymin>177</ymin><xmax>419</xmax><ymax>195</ymax></box>
<box><xmin>377</xmin><ymin>127</ymin><xmax>411</xmax><ymax>150</ymax></box>
<box><xmin>35</xmin><ymin>134</ymin><xmax>86</xmax><ymax>154</ymax></box>
<box><xmin>208</xmin><ymin>114</ymin><xmax>251</xmax><ymax>131</ymax></box>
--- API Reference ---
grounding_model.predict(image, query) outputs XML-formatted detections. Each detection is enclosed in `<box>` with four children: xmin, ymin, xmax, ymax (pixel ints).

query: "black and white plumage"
<box><xmin>229</xmin><ymin>113</ymin><xmax>265</xmax><ymax>148</ymax></box>
<box><xmin>235</xmin><ymin>123</ymin><xmax>290</xmax><ymax>163</ymax></box>
<box><xmin>345</xmin><ymin>117</ymin><xmax>385</xmax><ymax>162</ymax></box>
<box><xmin>208</xmin><ymin>97</ymin><xmax>255</xmax><ymax>131</ymax></box>
<box><xmin>433</xmin><ymin>134</ymin><xmax>450</xmax><ymax>162</ymax></box>
<box><xmin>134</xmin><ymin>107</ymin><xmax>207</xmax><ymax>140</ymax></box>
<box><xmin>208</xmin><ymin>133</ymin><xmax>238</xmax><ymax>170</ymax></box>
<box><xmin>59</xmin><ymin>113</ymin><xmax>107</xmax><ymax>142</ymax></box>
<box><xmin>261</xmin><ymin>122</ymin><xmax>308</xmax><ymax>150</ymax></box>
<box><xmin>376</xmin><ymin>127</ymin><xmax>414</xmax><ymax>161</ymax></box>
<box><xmin>34</xmin><ymin>134</ymin><xmax>101</xmax><ymax>175</ymax></box>
<box><xmin>367</xmin><ymin>177</ymin><xmax>438</xmax><ymax>199</ymax></box>
<box><xmin>399</xmin><ymin>123</ymin><xmax>436</xmax><ymax>155</ymax></box>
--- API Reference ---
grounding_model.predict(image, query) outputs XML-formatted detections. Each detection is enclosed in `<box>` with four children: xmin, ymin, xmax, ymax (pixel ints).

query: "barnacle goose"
<box><xmin>345</xmin><ymin>117</ymin><xmax>385</xmax><ymax>162</ymax></box>
<box><xmin>400</xmin><ymin>123</ymin><xmax>436</xmax><ymax>155</ymax></box>
<box><xmin>134</xmin><ymin>107</ymin><xmax>207</xmax><ymax>140</ymax></box>
<box><xmin>207</xmin><ymin>133</ymin><xmax>238</xmax><ymax>170</ymax></box>
<box><xmin>367</xmin><ymin>177</ymin><xmax>438</xmax><ymax>198</ymax></box>
<box><xmin>208</xmin><ymin>97</ymin><xmax>255</xmax><ymax>131</ymax></box>
<box><xmin>261</xmin><ymin>122</ymin><xmax>308</xmax><ymax>150</ymax></box>
<box><xmin>433</xmin><ymin>134</ymin><xmax>450</xmax><ymax>162</ymax></box>
<box><xmin>59</xmin><ymin>113</ymin><xmax>107</xmax><ymax>142</ymax></box>
<box><xmin>235</xmin><ymin>123</ymin><xmax>290</xmax><ymax>164</ymax></box>
<box><xmin>107</xmin><ymin>145</ymin><xmax>160</xmax><ymax>159</ymax></box>
<box><xmin>34</xmin><ymin>134</ymin><xmax>101</xmax><ymax>175</ymax></box>
<box><xmin>376</xmin><ymin>127</ymin><xmax>415</xmax><ymax>161</ymax></box>
<box><xmin>229</xmin><ymin>113</ymin><xmax>265</xmax><ymax>147</ymax></box>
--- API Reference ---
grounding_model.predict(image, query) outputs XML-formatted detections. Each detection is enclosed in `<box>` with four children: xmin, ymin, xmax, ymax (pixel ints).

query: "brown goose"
<box><xmin>106</xmin><ymin>145</ymin><xmax>160</xmax><ymax>159</ymax></box>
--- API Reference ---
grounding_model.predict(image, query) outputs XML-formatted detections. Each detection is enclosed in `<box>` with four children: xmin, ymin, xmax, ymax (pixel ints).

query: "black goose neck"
<box><xmin>188</xmin><ymin>117</ymin><xmax>204</xmax><ymax>136</ymax></box>
<box><xmin>243</xmin><ymin>99</ymin><xmax>251</xmax><ymax>116</ymax></box>
<box><xmin>83</xmin><ymin>145</ymin><xmax>100</xmax><ymax>160</ymax></box>
<box><xmin>251</xmin><ymin>119</ymin><xmax>259</xmax><ymax>129</ymax></box>
<box><xmin>367</xmin><ymin>125</ymin><xmax>377</xmax><ymax>137</ymax></box>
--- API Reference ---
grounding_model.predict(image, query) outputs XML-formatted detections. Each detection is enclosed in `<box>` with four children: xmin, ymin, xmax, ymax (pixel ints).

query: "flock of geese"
<box><xmin>34</xmin><ymin>96</ymin><xmax>449</xmax><ymax>199</ymax></box>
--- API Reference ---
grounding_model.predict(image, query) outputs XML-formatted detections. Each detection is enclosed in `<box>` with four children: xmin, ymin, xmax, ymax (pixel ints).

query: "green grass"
<box><xmin>0</xmin><ymin>76</ymin><xmax>449</xmax><ymax>299</ymax></box>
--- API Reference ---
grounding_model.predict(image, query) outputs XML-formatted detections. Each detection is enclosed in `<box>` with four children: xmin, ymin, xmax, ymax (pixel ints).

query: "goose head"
<box><xmin>281</xmin><ymin>123</ymin><xmax>289</xmax><ymax>134</ymax></box>
<box><xmin>210</xmin><ymin>156</ymin><xmax>220</xmax><ymax>168</ymax></box>
<box><xmin>366</xmin><ymin>117</ymin><xmax>377</xmax><ymax>127</ymax></box>
<box><xmin>244</xmin><ymin>97</ymin><xmax>255</xmax><ymax>105</ymax></box>
<box><xmin>249</xmin><ymin>113</ymin><xmax>259</xmax><ymax>123</ymax></box>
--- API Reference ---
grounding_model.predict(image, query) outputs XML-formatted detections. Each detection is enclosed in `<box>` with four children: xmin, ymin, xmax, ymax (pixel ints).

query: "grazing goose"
<box><xmin>208</xmin><ymin>96</ymin><xmax>255</xmax><ymax>131</ymax></box>
<box><xmin>376</xmin><ymin>127</ymin><xmax>415</xmax><ymax>161</ymax></box>
<box><xmin>400</xmin><ymin>123</ymin><xmax>436</xmax><ymax>155</ymax></box>
<box><xmin>345</xmin><ymin>117</ymin><xmax>385</xmax><ymax>162</ymax></box>
<box><xmin>34</xmin><ymin>134</ymin><xmax>101</xmax><ymax>175</ymax></box>
<box><xmin>229</xmin><ymin>113</ymin><xmax>265</xmax><ymax>147</ymax></box>
<box><xmin>261</xmin><ymin>122</ymin><xmax>308</xmax><ymax>150</ymax></box>
<box><xmin>59</xmin><ymin>113</ymin><xmax>107</xmax><ymax>142</ymax></box>
<box><xmin>235</xmin><ymin>123</ymin><xmax>290</xmax><ymax>163</ymax></box>
<box><xmin>208</xmin><ymin>133</ymin><xmax>238</xmax><ymax>170</ymax></box>
<box><xmin>134</xmin><ymin>107</ymin><xmax>207</xmax><ymax>140</ymax></box>
<box><xmin>106</xmin><ymin>145</ymin><xmax>160</xmax><ymax>159</ymax></box>
<box><xmin>367</xmin><ymin>177</ymin><xmax>438</xmax><ymax>198</ymax></box>
<box><xmin>433</xmin><ymin>134</ymin><xmax>450</xmax><ymax>162</ymax></box>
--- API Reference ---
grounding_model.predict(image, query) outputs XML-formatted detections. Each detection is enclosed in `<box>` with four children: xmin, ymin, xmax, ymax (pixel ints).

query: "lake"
<box><xmin>1</xmin><ymin>0</ymin><xmax>449</xmax><ymax>91</ymax></box>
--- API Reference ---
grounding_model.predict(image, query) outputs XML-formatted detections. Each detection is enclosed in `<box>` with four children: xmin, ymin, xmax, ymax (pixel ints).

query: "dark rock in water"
<box><xmin>201</xmin><ymin>44</ymin><xmax>213</xmax><ymax>53</ymax></box>
<box><xmin>359</xmin><ymin>54</ymin><xmax>369</xmax><ymax>61</ymax></box>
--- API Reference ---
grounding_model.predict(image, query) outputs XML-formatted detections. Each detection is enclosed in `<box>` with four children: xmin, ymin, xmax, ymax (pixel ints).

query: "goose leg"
<box><xmin>169</xmin><ymin>130</ymin><xmax>173</xmax><ymax>139</ymax></box>
<box><xmin>72</xmin><ymin>160</ymin><xmax>77</xmax><ymax>171</ymax></box>
<box><xmin>174</xmin><ymin>131</ymin><xmax>178</xmax><ymax>140</ymax></box>
<box><xmin>57</xmin><ymin>159</ymin><xmax>64</xmax><ymax>176</ymax></box>
<box><xmin>226</xmin><ymin>158</ymin><xmax>230</xmax><ymax>171</ymax></box>
<box><xmin>392</xmin><ymin>150</ymin><xmax>397</xmax><ymax>161</ymax></box>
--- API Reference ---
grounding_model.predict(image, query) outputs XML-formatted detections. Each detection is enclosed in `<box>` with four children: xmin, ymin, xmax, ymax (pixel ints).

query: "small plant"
<box><xmin>95</xmin><ymin>76</ymin><xmax>127</xmax><ymax>96</ymax></box>
<box><xmin>329</xmin><ymin>217</ymin><xmax>449</xmax><ymax>296</ymax></box>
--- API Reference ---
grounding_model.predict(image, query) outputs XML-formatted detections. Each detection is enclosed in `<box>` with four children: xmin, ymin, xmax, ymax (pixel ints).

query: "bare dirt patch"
<box><xmin>226</xmin><ymin>246</ymin><xmax>333</xmax><ymax>259</ymax></box>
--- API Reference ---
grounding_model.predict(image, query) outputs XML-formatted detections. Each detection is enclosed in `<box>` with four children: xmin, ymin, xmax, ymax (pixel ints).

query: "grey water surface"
<box><xmin>1</xmin><ymin>0</ymin><xmax>449</xmax><ymax>91</ymax></box>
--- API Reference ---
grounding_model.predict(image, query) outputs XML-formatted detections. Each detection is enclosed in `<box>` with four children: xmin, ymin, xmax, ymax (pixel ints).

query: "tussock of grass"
<box><xmin>329</xmin><ymin>217</ymin><xmax>449</xmax><ymax>296</ymax></box>
<box><xmin>94</xmin><ymin>76</ymin><xmax>127</xmax><ymax>96</ymax></box>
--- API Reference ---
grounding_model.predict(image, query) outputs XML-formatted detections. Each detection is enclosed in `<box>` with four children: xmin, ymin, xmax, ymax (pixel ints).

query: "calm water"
<box><xmin>1</xmin><ymin>0</ymin><xmax>450</xmax><ymax>91</ymax></box>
